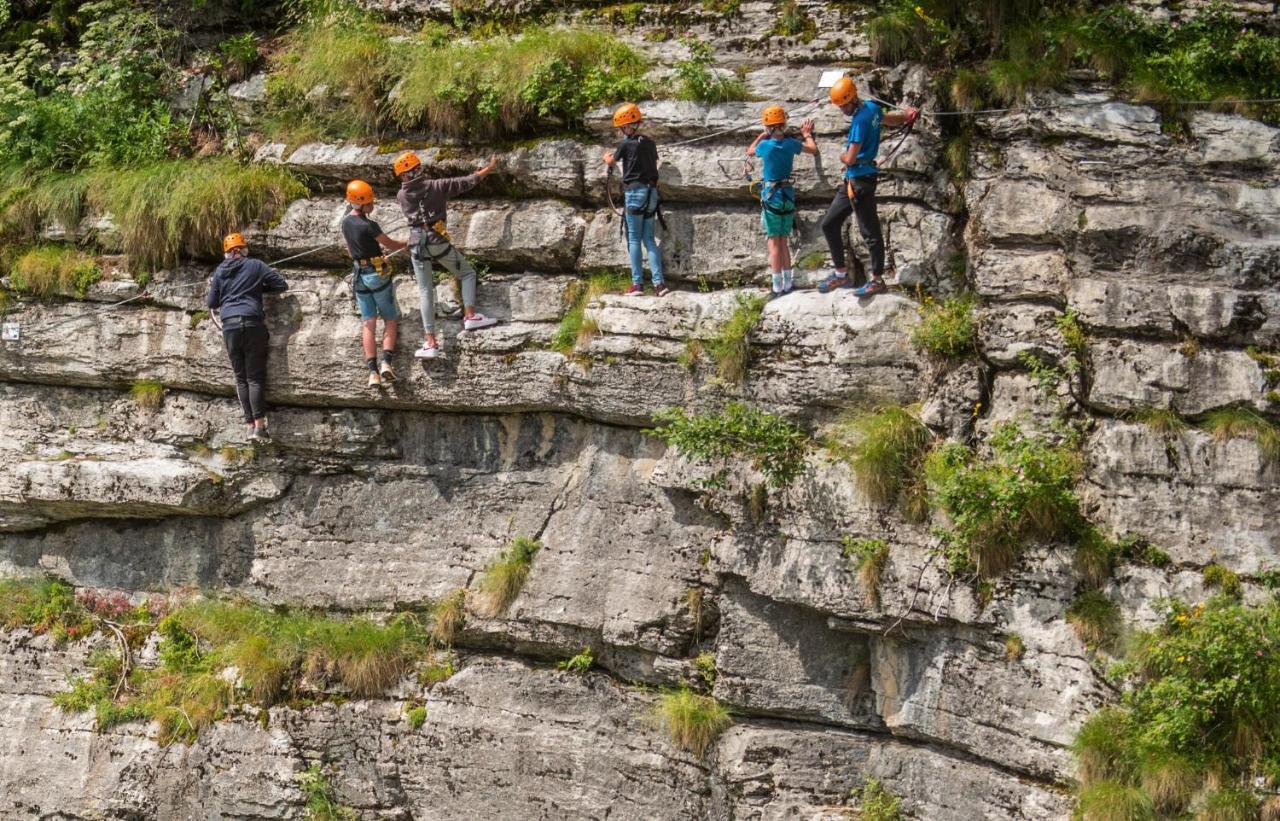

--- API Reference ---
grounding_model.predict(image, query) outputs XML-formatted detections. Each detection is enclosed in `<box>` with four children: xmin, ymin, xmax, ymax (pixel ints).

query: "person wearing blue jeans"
<box><xmin>603</xmin><ymin>103</ymin><xmax>669</xmax><ymax>297</ymax></box>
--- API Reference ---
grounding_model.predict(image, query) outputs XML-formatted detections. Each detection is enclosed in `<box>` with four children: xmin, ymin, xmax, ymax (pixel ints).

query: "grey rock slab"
<box><xmin>1086</xmin><ymin>337</ymin><xmax>1270</xmax><ymax>414</ymax></box>
<box><xmin>1068</xmin><ymin>277</ymin><xmax>1280</xmax><ymax>346</ymax></box>
<box><xmin>978</xmin><ymin>302</ymin><xmax>1067</xmax><ymax>368</ymax></box>
<box><xmin>1193</xmin><ymin>112</ymin><xmax>1280</xmax><ymax>166</ymax></box>
<box><xmin>972</xmin><ymin>248</ymin><xmax>1072</xmax><ymax>301</ymax></box>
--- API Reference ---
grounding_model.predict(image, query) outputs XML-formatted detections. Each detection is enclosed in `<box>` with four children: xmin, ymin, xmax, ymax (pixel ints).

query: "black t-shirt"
<box><xmin>341</xmin><ymin>212</ymin><xmax>384</xmax><ymax>260</ymax></box>
<box><xmin>614</xmin><ymin>134</ymin><xmax>659</xmax><ymax>190</ymax></box>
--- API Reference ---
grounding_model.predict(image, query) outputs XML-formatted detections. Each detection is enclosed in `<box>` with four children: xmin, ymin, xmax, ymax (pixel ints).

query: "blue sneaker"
<box><xmin>853</xmin><ymin>278</ymin><xmax>888</xmax><ymax>297</ymax></box>
<box><xmin>816</xmin><ymin>272</ymin><xmax>852</xmax><ymax>294</ymax></box>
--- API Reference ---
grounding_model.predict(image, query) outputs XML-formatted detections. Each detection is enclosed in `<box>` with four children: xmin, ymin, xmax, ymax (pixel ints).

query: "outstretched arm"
<box><xmin>883</xmin><ymin>106</ymin><xmax>920</xmax><ymax>128</ymax></box>
<box><xmin>800</xmin><ymin>119</ymin><xmax>818</xmax><ymax>156</ymax></box>
<box><xmin>746</xmin><ymin>130</ymin><xmax>767</xmax><ymax>158</ymax></box>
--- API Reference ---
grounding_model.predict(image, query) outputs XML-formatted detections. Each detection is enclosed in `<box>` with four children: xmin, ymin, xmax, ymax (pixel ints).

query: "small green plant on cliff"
<box><xmin>924</xmin><ymin>423</ymin><xmax>1082</xmax><ymax>578</ymax></box>
<box><xmin>474</xmin><ymin>536</ymin><xmax>541</xmax><ymax>617</ymax></box>
<box><xmin>404</xmin><ymin>703</ymin><xmax>428</xmax><ymax>729</ymax></box>
<box><xmin>1072</xmin><ymin>598</ymin><xmax>1280</xmax><ymax>817</ymax></box>
<box><xmin>772</xmin><ymin>1</ymin><xmax>816</xmax><ymax>41</ymax></box>
<box><xmin>708</xmin><ymin>292</ymin><xmax>768</xmax><ymax>384</ymax></box>
<box><xmin>557</xmin><ymin>647</ymin><xmax>594</xmax><ymax>674</ymax></box>
<box><xmin>0</xmin><ymin>576</ymin><xmax>93</xmax><ymax>642</ymax></box>
<box><xmin>1202</xmin><ymin>563</ymin><xmax>1242</xmax><ymax>599</ymax></box>
<box><xmin>551</xmin><ymin>273</ymin><xmax>629</xmax><ymax>354</ymax></box>
<box><xmin>651</xmin><ymin>403</ymin><xmax>810</xmax><ymax>488</ymax></box>
<box><xmin>693</xmin><ymin>651</ymin><xmax>717</xmax><ymax>688</ymax></box>
<box><xmin>1003</xmin><ymin>633</ymin><xmax>1025</xmax><ymax>661</ymax></box>
<box><xmin>7</xmin><ymin>245</ymin><xmax>100</xmax><ymax>298</ymax></box>
<box><xmin>842</xmin><ymin>537</ymin><xmax>890</xmax><ymax>607</ymax></box>
<box><xmin>1073</xmin><ymin>526</ymin><xmax>1123</xmax><ymax>590</ymax></box>
<box><xmin>1199</xmin><ymin>406</ymin><xmax>1280</xmax><ymax>466</ymax></box>
<box><xmin>298</xmin><ymin>763</ymin><xmax>357</xmax><ymax>821</ymax></box>
<box><xmin>851</xmin><ymin>778</ymin><xmax>903</xmax><ymax>821</ymax></box>
<box><xmin>1066</xmin><ymin>590</ymin><xmax>1121</xmax><ymax>651</ymax></box>
<box><xmin>911</xmin><ymin>293</ymin><xmax>977</xmax><ymax>359</ymax></box>
<box><xmin>827</xmin><ymin>405</ymin><xmax>933</xmax><ymax>509</ymax></box>
<box><xmin>652</xmin><ymin>688</ymin><xmax>731</xmax><ymax>757</ymax></box>
<box><xmin>1128</xmin><ymin>407</ymin><xmax>1187</xmax><ymax>437</ymax></box>
<box><xmin>673</xmin><ymin>39</ymin><xmax>748</xmax><ymax>103</ymax></box>
<box><xmin>432</xmin><ymin>588</ymin><xmax>467</xmax><ymax>646</ymax></box>
<box><xmin>129</xmin><ymin>380</ymin><xmax>164</xmax><ymax>410</ymax></box>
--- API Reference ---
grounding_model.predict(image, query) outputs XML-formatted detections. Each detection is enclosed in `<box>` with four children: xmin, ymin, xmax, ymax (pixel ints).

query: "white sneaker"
<box><xmin>414</xmin><ymin>341</ymin><xmax>440</xmax><ymax>359</ymax></box>
<box><xmin>770</xmin><ymin>272</ymin><xmax>784</xmax><ymax>294</ymax></box>
<box><xmin>367</xmin><ymin>371</ymin><xmax>382</xmax><ymax>387</ymax></box>
<box><xmin>782</xmin><ymin>270</ymin><xmax>794</xmax><ymax>292</ymax></box>
<box><xmin>463</xmin><ymin>313</ymin><xmax>498</xmax><ymax>330</ymax></box>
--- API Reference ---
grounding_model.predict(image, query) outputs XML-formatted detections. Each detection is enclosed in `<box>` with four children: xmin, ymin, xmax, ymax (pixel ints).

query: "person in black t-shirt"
<box><xmin>602</xmin><ymin>103</ymin><xmax>668</xmax><ymax>297</ymax></box>
<box><xmin>341</xmin><ymin>179</ymin><xmax>408</xmax><ymax>388</ymax></box>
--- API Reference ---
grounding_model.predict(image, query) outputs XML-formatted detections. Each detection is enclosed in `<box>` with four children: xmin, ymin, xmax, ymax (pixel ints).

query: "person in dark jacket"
<box><xmin>393</xmin><ymin>150</ymin><xmax>499</xmax><ymax>360</ymax></box>
<box><xmin>602</xmin><ymin>102</ymin><xmax>668</xmax><ymax>297</ymax></box>
<box><xmin>207</xmin><ymin>232</ymin><xmax>288</xmax><ymax>442</ymax></box>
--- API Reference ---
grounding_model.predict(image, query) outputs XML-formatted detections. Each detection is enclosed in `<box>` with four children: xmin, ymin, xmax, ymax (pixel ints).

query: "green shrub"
<box><xmin>392</xmin><ymin>28</ymin><xmax>650</xmax><ymax>139</ymax></box>
<box><xmin>1066</xmin><ymin>590</ymin><xmax>1121</xmax><ymax>650</ymax></box>
<box><xmin>843</xmin><ymin>537</ymin><xmax>890</xmax><ymax>607</ymax></box>
<box><xmin>130</xmin><ymin>380</ymin><xmax>164</xmax><ymax>410</ymax></box>
<box><xmin>674</xmin><ymin>39</ymin><xmax>748</xmax><ymax>104</ymax></box>
<box><xmin>852</xmin><ymin>778</ymin><xmax>903</xmax><ymax>821</ymax></box>
<box><xmin>8</xmin><ymin>244</ymin><xmax>101</xmax><ymax>299</ymax></box>
<box><xmin>707</xmin><ymin>292</ymin><xmax>768</xmax><ymax>384</ymax></box>
<box><xmin>652</xmin><ymin>688</ymin><xmax>731</xmax><ymax>757</ymax></box>
<box><xmin>924</xmin><ymin>423</ymin><xmax>1082</xmax><ymax>578</ymax></box>
<box><xmin>298</xmin><ymin>763</ymin><xmax>356</xmax><ymax>821</ymax></box>
<box><xmin>827</xmin><ymin>405</ymin><xmax>932</xmax><ymax>507</ymax></box>
<box><xmin>1073</xmin><ymin>598</ymin><xmax>1280</xmax><ymax>813</ymax></box>
<box><xmin>1200</xmin><ymin>406</ymin><xmax>1280</xmax><ymax>466</ymax></box>
<box><xmin>405</xmin><ymin>704</ymin><xmax>427</xmax><ymax>729</ymax></box>
<box><xmin>0</xmin><ymin>576</ymin><xmax>93</xmax><ymax>642</ymax></box>
<box><xmin>474</xmin><ymin>536</ymin><xmax>541</xmax><ymax>617</ymax></box>
<box><xmin>693</xmin><ymin>651</ymin><xmax>716</xmax><ymax>688</ymax></box>
<box><xmin>772</xmin><ymin>1</ymin><xmax>816</xmax><ymax>41</ymax></box>
<box><xmin>651</xmin><ymin>403</ymin><xmax>810</xmax><ymax>488</ymax></box>
<box><xmin>557</xmin><ymin>647</ymin><xmax>594</xmax><ymax>674</ymax></box>
<box><xmin>1203</xmin><ymin>563</ymin><xmax>1242</xmax><ymax>599</ymax></box>
<box><xmin>551</xmin><ymin>273</ymin><xmax>629</xmax><ymax>354</ymax></box>
<box><xmin>911</xmin><ymin>293</ymin><xmax>977</xmax><ymax>359</ymax></box>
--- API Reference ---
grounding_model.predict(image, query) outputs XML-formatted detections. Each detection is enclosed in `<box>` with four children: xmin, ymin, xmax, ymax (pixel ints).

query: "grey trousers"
<box><xmin>410</xmin><ymin>241</ymin><xmax>478</xmax><ymax>335</ymax></box>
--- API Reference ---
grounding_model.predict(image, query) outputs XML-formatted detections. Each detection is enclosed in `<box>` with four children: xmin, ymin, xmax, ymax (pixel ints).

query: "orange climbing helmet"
<box><xmin>222</xmin><ymin>232</ymin><xmax>246</xmax><ymax>254</ymax></box>
<box><xmin>393</xmin><ymin>151</ymin><xmax>420</xmax><ymax>176</ymax></box>
<box><xmin>612</xmin><ymin>103</ymin><xmax>642</xmax><ymax>128</ymax></box>
<box><xmin>346</xmin><ymin>179</ymin><xmax>375</xmax><ymax>206</ymax></box>
<box><xmin>829</xmin><ymin>76</ymin><xmax>858</xmax><ymax>107</ymax></box>
<box><xmin>762</xmin><ymin>105</ymin><xmax>787</xmax><ymax>127</ymax></box>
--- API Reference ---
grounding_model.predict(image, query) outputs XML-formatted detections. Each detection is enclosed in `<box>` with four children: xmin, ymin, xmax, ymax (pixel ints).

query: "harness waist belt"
<box><xmin>220</xmin><ymin>315</ymin><xmax>264</xmax><ymax>329</ymax></box>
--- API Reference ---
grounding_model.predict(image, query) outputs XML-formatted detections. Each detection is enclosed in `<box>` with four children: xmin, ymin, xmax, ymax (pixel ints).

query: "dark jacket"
<box><xmin>397</xmin><ymin>173</ymin><xmax>479</xmax><ymax>243</ymax></box>
<box><xmin>207</xmin><ymin>256</ymin><xmax>288</xmax><ymax>321</ymax></box>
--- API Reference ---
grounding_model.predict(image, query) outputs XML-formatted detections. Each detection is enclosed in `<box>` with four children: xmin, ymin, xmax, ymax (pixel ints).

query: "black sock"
<box><xmin>366</xmin><ymin>357</ymin><xmax>378</xmax><ymax>372</ymax></box>
<box><xmin>381</xmin><ymin>350</ymin><xmax>394</xmax><ymax>363</ymax></box>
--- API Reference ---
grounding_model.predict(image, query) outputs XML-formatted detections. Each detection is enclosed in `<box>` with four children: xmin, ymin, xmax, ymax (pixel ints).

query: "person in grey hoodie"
<box><xmin>393</xmin><ymin>150</ymin><xmax>499</xmax><ymax>360</ymax></box>
<box><xmin>207</xmin><ymin>232</ymin><xmax>288</xmax><ymax>442</ymax></box>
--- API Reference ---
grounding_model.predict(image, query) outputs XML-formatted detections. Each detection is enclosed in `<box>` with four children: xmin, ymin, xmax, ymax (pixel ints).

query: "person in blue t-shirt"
<box><xmin>817</xmin><ymin>76</ymin><xmax>919</xmax><ymax>297</ymax></box>
<box><xmin>747</xmin><ymin>105</ymin><xmax>818</xmax><ymax>296</ymax></box>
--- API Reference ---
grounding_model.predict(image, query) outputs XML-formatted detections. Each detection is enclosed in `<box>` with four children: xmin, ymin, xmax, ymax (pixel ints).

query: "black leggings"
<box><xmin>223</xmin><ymin>321</ymin><xmax>270</xmax><ymax>422</ymax></box>
<box><xmin>820</xmin><ymin>175</ymin><xmax>884</xmax><ymax>278</ymax></box>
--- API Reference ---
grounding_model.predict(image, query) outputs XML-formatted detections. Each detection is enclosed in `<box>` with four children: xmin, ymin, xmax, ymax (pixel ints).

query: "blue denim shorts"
<box><xmin>353</xmin><ymin>266</ymin><xmax>399</xmax><ymax>321</ymax></box>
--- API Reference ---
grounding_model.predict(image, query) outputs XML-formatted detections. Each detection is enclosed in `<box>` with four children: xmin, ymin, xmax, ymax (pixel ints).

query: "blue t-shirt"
<box><xmin>845</xmin><ymin>99</ymin><xmax>884</xmax><ymax>179</ymax></box>
<box><xmin>755</xmin><ymin>136</ymin><xmax>803</xmax><ymax>182</ymax></box>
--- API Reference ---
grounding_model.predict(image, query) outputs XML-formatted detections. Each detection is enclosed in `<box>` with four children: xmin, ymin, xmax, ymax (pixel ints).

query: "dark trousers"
<box><xmin>222</xmin><ymin>318</ymin><xmax>269</xmax><ymax>422</ymax></box>
<box><xmin>820</xmin><ymin>175</ymin><xmax>884</xmax><ymax>278</ymax></box>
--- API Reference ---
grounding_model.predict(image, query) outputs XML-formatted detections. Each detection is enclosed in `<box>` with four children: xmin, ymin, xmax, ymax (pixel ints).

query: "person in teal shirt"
<box><xmin>817</xmin><ymin>76</ymin><xmax>918</xmax><ymax>297</ymax></box>
<box><xmin>747</xmin><ymin>105</ymin><xmax>817</xmax><ymax>295</ymax></box>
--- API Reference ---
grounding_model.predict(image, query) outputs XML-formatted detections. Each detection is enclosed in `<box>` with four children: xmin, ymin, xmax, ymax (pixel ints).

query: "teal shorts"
<box><xmin>760</xmin><ymin>184</ymin><xmax>796</xmax><ymax>237</ymax></box>
<box><xmin>761</xmin><ymin>206</ymin><xmax>795</xmax><ymax>238</ymax></box>
<box><xmin>353</xmin><ymin>267</ymin><xmax>399</xmax><ymax>321</ymax></box>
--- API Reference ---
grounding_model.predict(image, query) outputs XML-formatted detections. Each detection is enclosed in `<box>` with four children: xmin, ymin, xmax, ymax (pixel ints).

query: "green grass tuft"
<box><xmin>708</xmin><ymin>292</ymin><xmax>768</xmax><ymax>385</ymax></box>
<box><xmin>842</xmin><ymin>537</ymin><xmax>890</xmax><ymax>607</ymax></box>
<box><xmin>405</xmin><ymin>704</ymin><xmax>427</xmax><ymax>729</ymax></box>
<box><xmin>1202</xmin><ymin>563</ymin><xmax>1242</xmax><ymax>599</ymax></box>
<box><xmin>557</xmin><ymin>647</ymin><xmax>594</xmax><ymax>674</ymax></box>
<box><xmin>551</xmin><ymin>273</ymin><xmax>629</xmax><ymax>354</ymax></box>
<box><xmin>651</xmin><ymin>403</ymin><xmax>810</xmax><ymax>488</ymax></box>
<box><xmin>1199</xmin><ymin>406</ymin><xmax>1280</xmax><ymax>465</ymax></box>
<box><xmin>828</xmin><ymin>405</ymin><xmax>933</xmax><ymax>508</ymax></box>
<box><xmin>1003</xmin><ymin>633</ymin><xmax>1025</xmax><ymax>661</ymax></box>
<box><xmin>129</xmin><ymin>380</ymin><xmax>164</xmax><ymax>410</ymax></box>
<box><xmin>911</xmin><ymin>293</ymin><xmax>977</xmax><ymax>359</ymax></box>
<box><xmin>432</xmin><ymin>589</ymin><xmax>467</xmax><ymax>646</ymax></box>
<box><xmin>652</xmin><ymin>688</ymin><xmax>731</xmax><ymax>757</ymax></box>
<box><xmin>474</xmin><ymin>537</ymin><xmax>541</xmax><ymax>618</ymax></box>
<box><xmin>1074</xmin><ymin>780</ymin><xmax>1155</xmax><ymax>821</ymax></box>
<box><xmin>1128</xmin><ymin>407</ymin><xmax>1187</xmax><ymax>437</ymax></box>
<box><xmin>1074</xmin><ymin>526</ymin><xmax>1119</xmax><ymax>590</ymax></box>
<box><xmin>8</xmin><ymin>245</ymin><xmax>100</xmax><ymax>299</ymax></box>
<box><xmin>1066</xmin><ymin>591</ymin><xmax>1121</xmax><ymax>650</ymax></box>
<box><xmin>772</xmin><ymin>1</ymin><xmax>816</xmax><ymax>41</ymax></box>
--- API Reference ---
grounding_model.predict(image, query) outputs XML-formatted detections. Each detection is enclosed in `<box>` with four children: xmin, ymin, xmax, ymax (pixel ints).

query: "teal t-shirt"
<box><xmin>844</xmin><ymin>99</ymin><xmax>884</xmax><ymax>179</ymax></box>
<box><xmin>755</xmin><ymin>136</ymin><xmax>803</xmax><ymax>182</ymax></box>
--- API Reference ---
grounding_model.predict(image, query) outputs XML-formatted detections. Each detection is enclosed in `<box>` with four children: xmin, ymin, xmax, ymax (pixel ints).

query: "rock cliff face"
<box><xmin>2</xmin><ymin>2</ymin><xmax>1279</xmax><ymax>819</ymax></box>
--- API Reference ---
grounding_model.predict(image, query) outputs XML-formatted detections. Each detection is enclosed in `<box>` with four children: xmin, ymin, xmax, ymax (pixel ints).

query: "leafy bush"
<box><xmin>0</xmin><ymin>576</ymin><xmax>93</xmax><ymax>642</ymax></box>
<box><xmin>298</xmin><ymin>763</ymin><xmax>357</xmax><ymax>821</ymax></box>
<box><xmin>693</xmin><ymin>651</ymin><xmax>716</xmax><ymax>687</ymax></box>
<box><xmin>393</xmin><ymin>27</ymin><xmax>650</xmax><ymax>139</ymax></box>
<box><xmin>474</xmin><ymin>536</ymin><xmax>541</xmax><ymax>617</ymax></box>
<box><xmin>652</xmin><ymin>688</ymin><xmax>731</xmax><ymax>757</ymax></box>
<box><xmin>557</xmin><ymin>647</ymin><xmax>594</xmax><ymax>674</ymax></box>
<box><xmin>1073</xmin><ymin>598</ymin><xmax>1280</xmax><ymax>815</ymax></box>
<box><xmin>843</xmin><ymin>537</ymin><xmax>890</xmax><ymax>606</ymax></box>
<box><xmin>707</xmin><ymin>292</ymin><xmax>768</xmax><ymax>384</ymax></box>
<box><xmin>828</xmin><ymin>405</ymin><xmax>933</xmax><ymax>508</ymax></box>
<box><xmin>852</xmin><ymin>778</ymin><xmax>903</xmax><ymax>821</ymax></box>
<box><xmin>911</xmin><ymin>293</ymin><xmax>977</xmax><ymax>359</ymax></box>
<box><xmin>924</xmin><ymin>423</ymin><xmax>1082</xmax><ymax>578</ymax></box>
<box><xmin>673</xmin><ymin>39</ymin><xmax>748</xmax><ymax>104</ymax></box>
<box><xmin>651</xmin><ymin>403</ymin><xmax>810</xmax><ymax>488</ymax></box>
<box><xmin>8</xmin><ymin>244</ymin><xmax>100</xmax><ymax>298</ymax></box>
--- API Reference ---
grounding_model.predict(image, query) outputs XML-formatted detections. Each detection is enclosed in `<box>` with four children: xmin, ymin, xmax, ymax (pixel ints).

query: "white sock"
<box><xmin>770</xmin><ymin>271</ymin><xmax>783</xmax><ymax>293</ymax></box>
<box><xmin>782</xmin><ymin>269</ymin><xmax>793</xmax><ymax>290</ymax></box>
